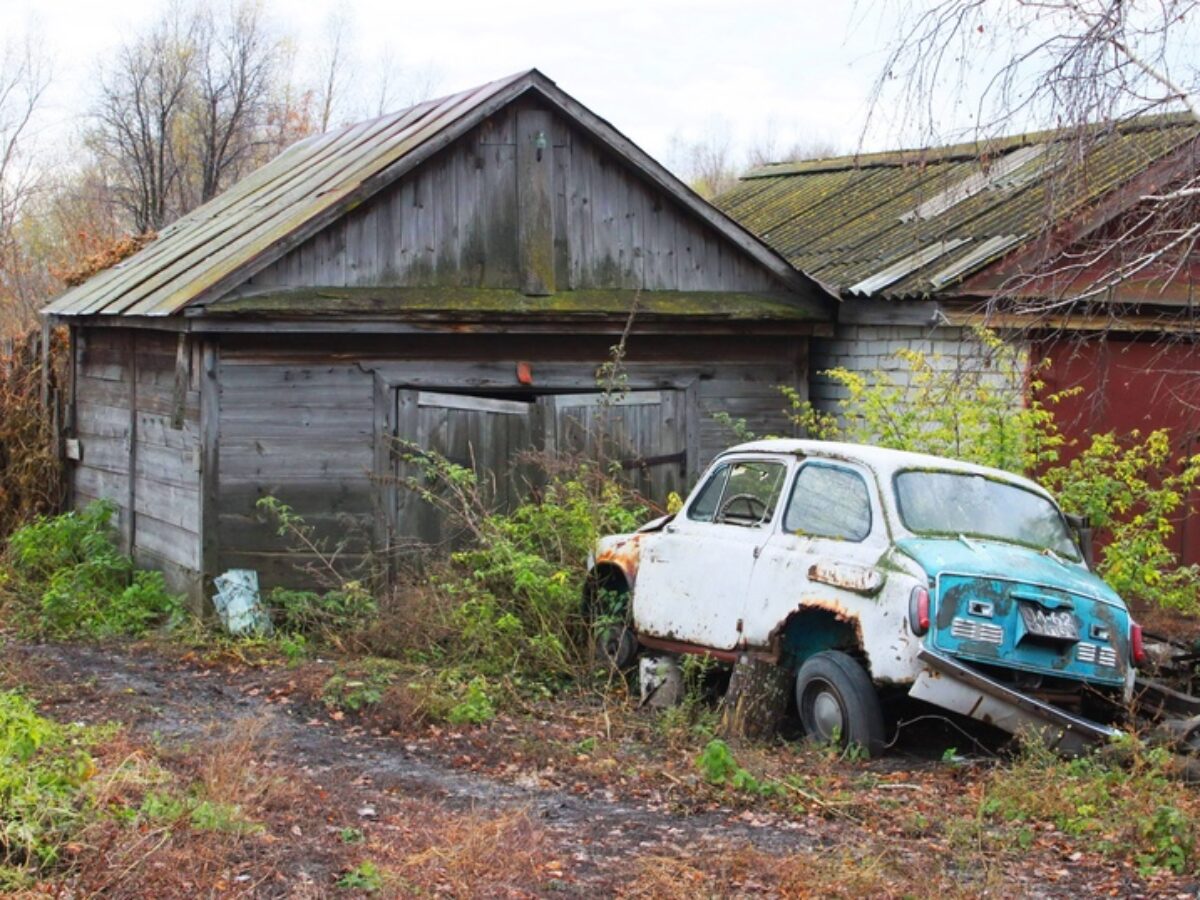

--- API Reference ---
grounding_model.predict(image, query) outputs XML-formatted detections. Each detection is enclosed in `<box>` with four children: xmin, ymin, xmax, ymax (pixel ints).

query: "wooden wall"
<box><xmin>73</xmin><ymin>328</ymin><xmax>203</xmax><ymax>601</ymax></box>
<box><xmin>246</xmin><ymin>101</ymin><xmax>782</xmax><ymax>296</ymax></box>
<box><xmin>213</xmin><ymin>332</ymin><xmax>805</xmax><ymax>587</ymax></box>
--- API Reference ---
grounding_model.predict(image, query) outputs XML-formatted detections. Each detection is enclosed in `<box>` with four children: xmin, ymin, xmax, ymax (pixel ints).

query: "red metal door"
<box><xmin>1036</xmin><ymin>336</ymin><xmax>1200</xmax><ymax>567</ymax></box>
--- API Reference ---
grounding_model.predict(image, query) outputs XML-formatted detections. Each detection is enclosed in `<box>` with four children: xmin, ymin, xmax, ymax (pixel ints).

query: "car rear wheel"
<box><xmin>795</xmin><ymin>650</ymin><xmax>885</xmax><ymax>757</ymax></box>
<box><xmin>594</xmin><ymin>623</ymin><xmax>637</xmax><ymax>670</ymax></box>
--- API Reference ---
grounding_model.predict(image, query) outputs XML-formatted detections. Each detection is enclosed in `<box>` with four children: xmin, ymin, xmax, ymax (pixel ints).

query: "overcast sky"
<box><xmin>11</xmin><ymin>0</ymin><xmax>949</xmax><ymax>171</ymax></box>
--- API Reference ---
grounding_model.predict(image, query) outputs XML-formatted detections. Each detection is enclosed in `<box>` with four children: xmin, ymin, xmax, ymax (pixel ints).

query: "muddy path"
<box><xmin>7</xmin><ymin>639</ymin><xmax>1179</xmax><ymax>898</ymax></box>
<box><xmin>9</xmin><ymin>641</ymin><xmax>823</xmax><ymax>890</ymax></box>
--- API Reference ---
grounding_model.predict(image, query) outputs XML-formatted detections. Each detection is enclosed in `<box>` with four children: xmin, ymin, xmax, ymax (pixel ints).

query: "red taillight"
<box><xmin>1131</xmin><ymin>621</ymin><xmax>1146</xmax><ymax>666</ymax></box>
<box><xmin>910</xmin><ymin>586</ymin><xmax>930</xmax><ymax>636</ymax></box>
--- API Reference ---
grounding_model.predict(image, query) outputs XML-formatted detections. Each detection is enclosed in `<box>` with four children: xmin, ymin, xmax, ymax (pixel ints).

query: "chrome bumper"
<box><xmin>910</xmin><ymin>648</ymin><xmax>1121</xmax><ymax>755</ymax></box>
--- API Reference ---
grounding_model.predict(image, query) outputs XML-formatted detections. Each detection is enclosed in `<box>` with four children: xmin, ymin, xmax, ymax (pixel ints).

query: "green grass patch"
<box><xmin>1</xmin><ymin>501</ymin><xmax>182</xmax><ymax>638</ymax></box>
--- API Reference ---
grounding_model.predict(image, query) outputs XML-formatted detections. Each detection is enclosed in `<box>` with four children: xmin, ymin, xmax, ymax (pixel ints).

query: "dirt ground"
<box><xmin>5</xmin><ymin>639</ymin><xmax>1199</xmax><ymax>898</ymax></box>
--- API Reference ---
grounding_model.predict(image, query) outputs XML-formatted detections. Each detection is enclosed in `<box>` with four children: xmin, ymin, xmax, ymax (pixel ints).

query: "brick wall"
<box><xmin>809</xmin><ymin>323</ymin><xmax>1028</xmax><ymax>417</ymax></box>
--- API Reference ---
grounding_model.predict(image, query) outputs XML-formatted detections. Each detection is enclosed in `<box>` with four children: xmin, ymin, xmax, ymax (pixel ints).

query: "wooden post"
<box><xmin>719</xmin><ymin>654</ymin><xmax>792</xmax><ymax>742</ymax></box>
<box><xmin>198</xmin><ymin>340</ymin><xmax>220</xmax><ymax>613</ymax></box>
<box><xmin>125</xmin><ymin>331</ymin><xmax>138</xmax><ymax>555</ymax></box>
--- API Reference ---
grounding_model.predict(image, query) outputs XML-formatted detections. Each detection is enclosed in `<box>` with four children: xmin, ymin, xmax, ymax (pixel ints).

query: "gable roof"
<box><xmin>45</xmin><ymin>70</ymin><xmax>817</xmax><ymax>319</ymax></box>
<box><xmin>716</xmin><ymin>116</ymin><xmax>1200</xmax><ymax>300</ymax></box>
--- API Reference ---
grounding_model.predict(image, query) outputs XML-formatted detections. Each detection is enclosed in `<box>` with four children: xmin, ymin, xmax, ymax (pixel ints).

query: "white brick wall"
<box><xmin>809</xmin><ymin>323</ymin><xmax>1028</xmax><ymax>417</ymax></box>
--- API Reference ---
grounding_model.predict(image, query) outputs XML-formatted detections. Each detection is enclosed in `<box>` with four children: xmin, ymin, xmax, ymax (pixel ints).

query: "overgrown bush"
<box><xmin>0</xmin><ymin>691</ymin><xmax>97</xmax><ymax>873</ymax></box>
<box><xmin>0</xmin><ymin>329</ymin><xmax>67</xmax><ymax>542</ymax></box>
<box><xmin>1</xmin><ymin>500</ymin><xmax>181</xmax><ymax>637</ymax></box>
<box><xmin>779</xmin><ymin>329</ymin><xmax>1200</xmax><ymax>613</ymax></box>
<box><xmin>401</xmin><ymin>450</ymin><xmax>646</xmax><ymax>686</ymax></box>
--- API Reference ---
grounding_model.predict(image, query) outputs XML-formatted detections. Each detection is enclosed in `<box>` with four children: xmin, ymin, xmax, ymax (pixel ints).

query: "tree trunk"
<box><xmin>719</xmin><ymin>654</ymin><xmax>792</xmax><ymax>741</ymax></box>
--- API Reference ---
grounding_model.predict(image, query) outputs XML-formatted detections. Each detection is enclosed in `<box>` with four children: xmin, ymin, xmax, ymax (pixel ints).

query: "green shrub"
<box><xmin>0</xmin><ymin>691</ymin><xmax>96</xmax><ymax>869</ymax></box>
<box><xmin>781</xmin><ymin>329</ymin><xmax>1200</xmax><ymax>613</ymax></box>
<box><xmin>2</xmin><ymin>501</ymin><xmax>181</xmax><ymax>637</ymax></box>
<box><xmin>447</xmin><ymin>677</ymin><xmax>495</xmax><ymax>725</ymax></box>
<box><xmin>985</xmin><ymin>735</ymin><xmax>1197</xmax><ymax>875</ymax></box>
<box><xmin>401</xmin><ymin>450</ymin><xmax>645</xmax><ymax>687</ymax></box>
<box><xmin>266</xmin><ymin>583</ymin><xmax>378</xmax><ymax>644</ymax></box>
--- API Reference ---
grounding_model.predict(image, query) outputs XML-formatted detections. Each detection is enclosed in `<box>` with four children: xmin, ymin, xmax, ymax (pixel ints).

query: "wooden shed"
<box><xmin>42</xmin><ymin>70</ymin><xmax>832</xmax><ymax>604</ymax></box>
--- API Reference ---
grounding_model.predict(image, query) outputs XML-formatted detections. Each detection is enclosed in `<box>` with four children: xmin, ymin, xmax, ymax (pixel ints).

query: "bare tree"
<box><xmin>0</xmin><ymin>32</ymin><xmax>49</xmax><ymax>332</ymax></box>
<box><xmin>192</xmin><ymin>0</ymin><xmax>280</xmax><ymax>202</ymax></box>
<box><xmin>870</xmin><ymin>1</ymin><xmax>1200</xmax><ymax>310</ymax></box>
<box><xmin>91</xmin><ymin>7</ymin><xmax>196</xmax><ymax>232</ymax></box>
<box><xmin>315</xmin><ymin>6</ymin><xmax>352</xmax><ymax>132</ymax></box>
<box><xmin>668</xmin><ymin>121</ymin><xmax>739</xmax><ymax>199</ymax></box>
<box><xmin>670</xmin><ymin>121</ymin><xmax>843</xmax><ymax>198</ymax></box>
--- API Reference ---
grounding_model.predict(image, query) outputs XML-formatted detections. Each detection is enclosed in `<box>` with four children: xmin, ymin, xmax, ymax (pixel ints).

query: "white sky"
<box><xmin>10</xmin><ymin>0</ymin><xmax>957</xmax><ymax>172</ymax></box>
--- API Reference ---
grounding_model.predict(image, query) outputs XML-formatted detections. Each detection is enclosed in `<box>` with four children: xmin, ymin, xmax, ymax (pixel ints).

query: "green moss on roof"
<box><xmin>206</xmin><ymin>286</ymin><xmax>823</xmax><ymax>320</ymax></box>
<box><xmin>717</xmin><ymin>118</ymin><xmax>1200</xmax><ymax>298</ymax></box>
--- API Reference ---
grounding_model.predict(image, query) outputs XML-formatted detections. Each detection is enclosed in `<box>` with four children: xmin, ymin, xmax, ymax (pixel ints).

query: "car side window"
<box><xmin>687</xmin><ymin>461</ymin><xmax>787</xmax><ymax>526</ymax></box>
<box><xmin>784</xmin><ymin>463</ymin><xmax>872</xmax><ymax>541</ymax></box>
<box><xmin>687</xmin><ymin>464</ymin><xmax>729</xmax><ymax>522</ymax></box>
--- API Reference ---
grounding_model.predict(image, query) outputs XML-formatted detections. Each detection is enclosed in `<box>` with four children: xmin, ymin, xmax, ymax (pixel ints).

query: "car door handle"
<box><xmin>753</xmin><ymin>545</ymin><xmax>762</xmax><ymax>559</ymax></box>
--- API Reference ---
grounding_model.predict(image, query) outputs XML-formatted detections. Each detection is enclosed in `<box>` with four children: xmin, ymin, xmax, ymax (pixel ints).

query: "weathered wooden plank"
<box><xmin>76</xmin><ymin>465</ymin><xmax>130</xmax><ymax>508</ymax></box>
<box><xmin>133</xmin><ymin>477</ymin><xmax>200</xmax><ymax>532</ymax></box>
<box><xmin>517</xmin><ymin>106</ymin><xmax>555</xmax><ymax>296</ymax></box>
<box><xmin>135</xmin><ymin>441</ymin><xmax>198</xmax><ymax>488</ymax></box>
<box><xmin>125</xmin><ymin>332</ymin><xmax>138</xmax><ymax>554</ymax></box>
<box><xmin>171</xmin><ymin>333</ymin><xmax>189</xmax><ymax>429</ymax></box>
<box><xmin>199</xmin><ymin>341</ymin><xmax>220</xmax><ymax>591</ymax></box>
<box><xmin>135</xmin><ymin>512</ymin><xmax>200</xmax><ymax>570</ymax></box>
<box><xmin>76</xmin><ymin>401</ymin><xmax>130</xmax><ymax>438</ymax></box>
<box><xmin>480</xmin><ymin>143</ymin><xmax>519</xmax><ymax>288</ymax></box>
<box><xmin>418</xmin><ymin>391</ymin><xmax>531</xmax><ymax>415</ymax></box>
<box><xmin>217</xmin><ymin>513</ymin><xmax>373</xmax><ymax>554</ymax></box>
<box><xmin>220</xmin><ymin>439</ymin><xmax>373</xmax><ymax>480</ymax></box>
<box><xmin>220</xmin><ymin>406</ymin><xmax>373</xmax><ymax>438</ymax></box>
<box><xmin>74</xmin><ymin>434</ymin><xmax>128</xmax><ymax>473</ymax></box>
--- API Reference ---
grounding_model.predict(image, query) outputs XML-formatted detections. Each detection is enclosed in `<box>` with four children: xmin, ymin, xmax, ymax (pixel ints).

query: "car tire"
<box><xmin>795</xmin><ymin>650</ymin><xmax>885</xmax><ymax>757</ymax></box>
<box><xmin>594</xmin><ymin>623</ymin><xmax>638</xmax><ymax>670</ymax></box>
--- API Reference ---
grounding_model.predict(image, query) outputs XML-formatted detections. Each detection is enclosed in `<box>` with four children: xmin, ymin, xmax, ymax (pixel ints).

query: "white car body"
<box><xmin>588</xmin><ymin>440</ymin><xmax>1136</xmax><ymax>753</ymax></box>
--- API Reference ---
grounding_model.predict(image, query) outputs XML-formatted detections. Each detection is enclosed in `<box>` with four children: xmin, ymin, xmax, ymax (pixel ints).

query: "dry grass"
<box><xmin>370</xmin><ymin>806</ymin><xmax>555</xmax><ymax>895</ymax></box>
<box><xmin>0</xmin><ymin>328</ymin><xmax>66</xmax><ymax>542</ymax></box>
<box><xmin>619</xmin><ymin>843</ymin><xmax>977</xmax><ymax>899</ymax></box>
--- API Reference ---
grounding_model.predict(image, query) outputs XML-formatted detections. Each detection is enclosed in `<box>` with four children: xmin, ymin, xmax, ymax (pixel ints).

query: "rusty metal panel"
<box><xmin>1038</xmin><ymin>336</ymin><xmax>1200</xmax><ymax>568</ymax></box>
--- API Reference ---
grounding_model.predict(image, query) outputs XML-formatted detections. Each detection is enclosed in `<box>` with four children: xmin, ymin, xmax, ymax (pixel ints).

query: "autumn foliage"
<box><xmin>0</xmin><ymin>328</ymin><xmax>66</xmax><ymax>540</ymax></box>
<box><xmin>54</xmin><ymin>231</ymin><xmax>157</xmax><ymax>288</ymax></box>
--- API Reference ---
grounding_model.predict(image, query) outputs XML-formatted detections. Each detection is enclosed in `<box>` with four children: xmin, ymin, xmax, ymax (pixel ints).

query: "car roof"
<box><xmin>720</xmin><ymin>439</ymin><xmax>1054</xmax><ymax>499</ymax></box>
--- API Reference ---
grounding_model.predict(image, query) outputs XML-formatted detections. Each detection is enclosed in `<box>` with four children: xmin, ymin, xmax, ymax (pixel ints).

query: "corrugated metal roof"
<box><xmin>716</xmin><ymin>118</ymin><xmax>1200</xmax><ymax>299</ymax></box>
<box><xmin>44</xmin><ymin>72</ymin><xmax>533</xmax><ymax>317</ymax></box>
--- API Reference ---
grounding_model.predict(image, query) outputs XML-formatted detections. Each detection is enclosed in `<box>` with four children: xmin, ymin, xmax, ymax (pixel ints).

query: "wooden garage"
<box><xmin>42</xmin><ymin>70</ymin><xmax>832</xmax><ymax>605</ymax></box>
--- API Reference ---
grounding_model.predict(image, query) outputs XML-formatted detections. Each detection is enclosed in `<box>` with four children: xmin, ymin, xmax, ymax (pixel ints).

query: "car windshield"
<box><xmin>894</xmin><ymin>470</ymin><xmax>1079</xmax><ymax>559</ymax></box>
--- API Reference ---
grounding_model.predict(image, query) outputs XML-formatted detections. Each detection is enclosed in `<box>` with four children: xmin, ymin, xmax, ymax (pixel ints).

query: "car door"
<box><xmin>632</xmin><ymin>456</ymin><xmax>789</xmax><ymax>651</ymax></box>
<box><xmin>742</xmin><ymin>460</ymin><xmax>887</xmax><ymax>648</ymax></box>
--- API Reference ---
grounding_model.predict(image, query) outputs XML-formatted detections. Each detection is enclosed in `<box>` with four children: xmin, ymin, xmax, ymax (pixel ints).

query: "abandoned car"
<box><xmin>586</xmin><ymin>440</ymin><xmax>1143</xmax><ymax>755</ymax></box>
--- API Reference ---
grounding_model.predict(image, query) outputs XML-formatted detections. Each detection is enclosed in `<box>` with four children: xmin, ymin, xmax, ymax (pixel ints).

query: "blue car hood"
<box><xmin>895</xmin><ymin>537</ymin><xmax>1125</xmax><ymax>609</ymax></box>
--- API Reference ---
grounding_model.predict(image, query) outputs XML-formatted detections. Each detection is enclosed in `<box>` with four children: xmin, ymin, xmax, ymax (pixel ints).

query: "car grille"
<box><xmin>950</xmin><ymin>617</ymin><xmax>1004</xmax><ymax>645</ymax></box>
<box><xmin>1076</xmin><ymin>642</ymin><xmax>1118</xmax><ymax>668</ymax></box>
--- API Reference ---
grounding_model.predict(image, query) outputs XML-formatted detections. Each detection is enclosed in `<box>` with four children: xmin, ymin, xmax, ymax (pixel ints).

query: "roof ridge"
<box><xmin>744</xmin><ymin>111</ymin><xmax>1199</xmax><ymax>179</ymax></box>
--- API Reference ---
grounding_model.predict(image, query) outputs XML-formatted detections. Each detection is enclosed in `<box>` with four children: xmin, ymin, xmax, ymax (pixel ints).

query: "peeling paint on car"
<box><xmin>588</xmin><ymin>439</ymin><xmax>1138</xmax><ymax>746</ymax></box>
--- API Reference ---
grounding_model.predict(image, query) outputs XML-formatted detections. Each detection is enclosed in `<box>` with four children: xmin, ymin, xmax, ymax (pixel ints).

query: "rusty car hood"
<box><xmin>895</xmin><ymin>538</ymin><xmax>1125</xmax><ymax>609</ymax></box>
